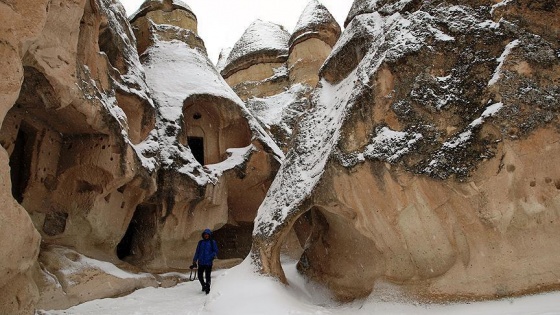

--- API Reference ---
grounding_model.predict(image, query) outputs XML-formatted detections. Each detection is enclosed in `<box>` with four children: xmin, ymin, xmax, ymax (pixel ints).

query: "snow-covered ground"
<box><xmin>41</xmin><ymin>258</ymin><xmax>560</xmax><ymax>315</ymax></box>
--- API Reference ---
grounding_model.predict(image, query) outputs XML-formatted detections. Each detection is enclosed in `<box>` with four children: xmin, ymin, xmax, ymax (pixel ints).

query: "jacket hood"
<box><xmin>202</xmin><ymin>228</ymin><xmax>213</xmax><ymax>237</ymax></box>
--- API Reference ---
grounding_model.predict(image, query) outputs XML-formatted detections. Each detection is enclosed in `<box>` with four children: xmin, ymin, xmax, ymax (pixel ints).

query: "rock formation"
<box><xmin>1</xmin><ymin>0</ymin><xmax>559</xmax><ymax>312</ymax></box>
<box><xmin>0</xmin><ymin>0</ymin><xmax>281</xmax><ymax>312</ymax></box>
<box><xmin>252</xmin><ymin>0</ymin><xmax>560</xmax><ymax>302</ymax></box>
<box><xmin>1</xmin><ymin>0</ymin><xmax>157</xmax><ymax>312</ymax></box>
<box><xmin>219</xmin><ymin>20</ymin><xmax>291</xmax><ymax>102</ymax></box>
<box><xmin>126</xmin><ymin>0</ymin><xmax>283</xmax><ymax>271</ymax></box>
<box><xmin>221</xmin><ymin>1</ymin><xmax>341</xmax><ymax>151</ymax></box>
<box><xmin>288</xmin><ymin>0</ymin><xmax>341</xmax><ymax>87</ymax></box>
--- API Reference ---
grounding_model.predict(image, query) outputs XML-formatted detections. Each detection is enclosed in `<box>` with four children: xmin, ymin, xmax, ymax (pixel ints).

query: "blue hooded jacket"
<box><xmin>193</xmin><ymin>229</ymin><xmax>218</xmax><ymax>266</ymax></box>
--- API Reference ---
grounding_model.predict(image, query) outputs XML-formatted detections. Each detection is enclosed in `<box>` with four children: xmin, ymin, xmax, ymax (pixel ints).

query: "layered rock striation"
<box><xmin>252</xmin><ymin>0</ymin><xmax>560</xmax><ymax>302</ymax></box>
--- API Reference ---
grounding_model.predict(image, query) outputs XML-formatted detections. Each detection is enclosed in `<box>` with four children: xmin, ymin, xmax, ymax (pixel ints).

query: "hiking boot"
<box><xmin>205</xmin><ymin>285</ymin><xmax>210</xmax><ymax>294</ymax></box>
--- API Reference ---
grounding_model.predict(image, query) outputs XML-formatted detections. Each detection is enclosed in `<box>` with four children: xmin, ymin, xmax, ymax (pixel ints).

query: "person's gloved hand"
<box><xmin>189</xmin><ymin>263</ymin><xmax>197</xmax><ymax>269</ymax></box>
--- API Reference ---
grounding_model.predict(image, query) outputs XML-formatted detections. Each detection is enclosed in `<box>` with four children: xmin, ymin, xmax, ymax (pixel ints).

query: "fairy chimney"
<box><xmin>220</xmin><ymin>20</ymin><xmax>291</xmax><ymax>101</ymax></box>
<box><xmin>130</xmin><ymin>0</ymin><xmax>205</xmax><ymax>55</ymax></box>
<box><xmin>128</xmin><ymin>1</ymin><xmax>283</xmax><ymax>271</ymax></box>
<box><xmin>288</xmin><ymin>0</ymin><xmax>341</xmax><ymax>86</ymax></box>
<box><xmin>253</xmin><ymin>0</ymin><xmax>560</xmax><ymax>302</ymax></box>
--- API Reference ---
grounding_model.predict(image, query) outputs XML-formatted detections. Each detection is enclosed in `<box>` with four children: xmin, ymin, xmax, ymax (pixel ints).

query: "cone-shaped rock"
<box><xmin>221</xmin><ymin>20</ymin><xmax>290</xmax><ymax>79</ymax></box>
<box><xmin>129</xmin><ymin>0</ymin><xmax>195</xmax><ymax>23</ymax></box>
<box><xmin>287</xmin><ymin>0</ymin><xmax>341</xmax><ymax>87</ymax></box>
<box><xmin>130</xmin><ymin>0</ymin><xmax>203</xmax><ymax>54</ymax></box>
<box><xmin>290</xmin><ymin>0</ymin><xmax>341</xmax><ymax>48</ymax></box>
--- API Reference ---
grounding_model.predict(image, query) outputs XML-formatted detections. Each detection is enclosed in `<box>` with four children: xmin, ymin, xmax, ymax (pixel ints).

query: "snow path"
<box><xmin>41</xmin><ymin>259</ymin><xmax>560</xmax><ymax>315</ymax></box>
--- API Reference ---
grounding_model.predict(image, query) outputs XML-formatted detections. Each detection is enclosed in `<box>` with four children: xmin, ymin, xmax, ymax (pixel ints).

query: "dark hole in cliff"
<box><xmin>43</xmin><ymin>212</ymin><xmax>69</xmax><ymax>236</ymax></box>
<box><xmin>188</xmin><ymin>136</ymin><xmax>205</xmax><ymax>165</ymax></box>
<box><xmin>117</xmin><ymin>203</ymin><xmax>158</xmax><ymax>264</ymax></box>
<box><xmin>8</xmin><ymin>122</ymin><xmax>36</xmax><ymax>204</ymax></box>
<box><xmin>213</xmin><ymin>223</ymin><xmax>254</xmax><ymax>259</ymax></box>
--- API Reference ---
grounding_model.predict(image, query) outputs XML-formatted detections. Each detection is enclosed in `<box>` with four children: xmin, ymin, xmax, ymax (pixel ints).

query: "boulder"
<box><xmin>34</xmin><ymin>246</ymin><xmax>158</xmax><ymax>311</ymax></box>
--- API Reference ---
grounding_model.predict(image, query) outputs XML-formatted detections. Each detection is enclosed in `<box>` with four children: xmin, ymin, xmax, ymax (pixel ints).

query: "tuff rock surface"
<box><xmin>1</xmin><ymin>0</ymin><xmax>559</xmax><ymax>312</ymax></box>
<box><xmin>251</xmin><ymin>0</ymin><xmax>560</xmax><ymax>302</ymax></box>
<box><xmin>220</xmin><ymin>1</ymin><xmax>341</xmax><ymax>151</ymax></box>
<box><xmin>0</xmin><ymin>0</ymin><xmax>281</xmax><ymax>312</ymax></box>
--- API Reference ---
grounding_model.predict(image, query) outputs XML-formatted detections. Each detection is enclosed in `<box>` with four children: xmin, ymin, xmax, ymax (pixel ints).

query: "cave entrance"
<box><xmin>213</xmin><ymin>223</ymin><xmax>254</xmax><ymax>259</ymax></box>
<box><xmin>8</xmin><ymin>122</ymin><xmax>36</xmax><ymax>204</ymax></box>
<box><xmin>117</xmin><ymin>203</ymin><xmax>158</xmax><ymax>264</ymax></box>
<box><xmin>187</xmin><ymin>136</ymin><xmax>205</xmax><ymax>165</ymax></box>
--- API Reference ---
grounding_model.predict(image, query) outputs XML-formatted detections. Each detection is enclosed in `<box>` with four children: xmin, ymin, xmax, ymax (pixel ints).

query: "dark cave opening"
<box><xmin>117</xmin><ymin>204</ymin><xmax>157</xmax><ymax>263</ymax></box>
<box><xmin>213</xmin><ymin>223</ymin><xmax>254</xmax><ymax>259</ymax></box>
<box><xmin>187</xmin><ymin>136</ymin><xmax>205</xmax><ymax>165</ymax></box>
<box><xmin>9</xmin><ymin>122</ymin><xmax>36</xmax><ymax>204</ymax></box>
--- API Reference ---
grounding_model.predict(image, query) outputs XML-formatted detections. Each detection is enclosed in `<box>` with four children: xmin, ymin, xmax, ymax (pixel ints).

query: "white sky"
<box><xmin>119</xmin><ymin>0</ymin><xmax>354</xmax><ymax>64</ymax></box>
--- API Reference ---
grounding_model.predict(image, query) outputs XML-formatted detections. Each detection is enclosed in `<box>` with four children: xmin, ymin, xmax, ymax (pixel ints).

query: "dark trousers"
<box><xmin>198</xmin><ymin>265</ymin><xmax>212</xmax><ymax>288</ymax></box>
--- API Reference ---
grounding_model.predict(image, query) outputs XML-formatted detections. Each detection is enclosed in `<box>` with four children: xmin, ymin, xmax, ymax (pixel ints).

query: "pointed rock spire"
<box><xmin>129</xmin><ymin>0</ymin><xmax>195</xmax><ymax>23</ymax></box>
<box><xmin>290</xmin><ymin>0</ymin><xmax>341</xmax><ymax>48</ymax></box>
<box><xmin>221</xmin><ymin>20</ymin><xmax>290</xmax><ymax>78</ymax></box>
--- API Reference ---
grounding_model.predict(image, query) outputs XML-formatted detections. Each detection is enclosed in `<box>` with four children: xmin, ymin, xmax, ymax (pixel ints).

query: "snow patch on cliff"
<box><xmin>364</xmin><ymin>127</ymin><xmax>423</xmax><ymax>162</ymax></box>
<box><xmin>488</xmin><ymin>39</ymin><xmax>520</xmax><ymax>86</ymax></box>
<box><xmin>246</xmin><ymin>83</ymin><xmax>310</xmax><ymax>133</ymax></box>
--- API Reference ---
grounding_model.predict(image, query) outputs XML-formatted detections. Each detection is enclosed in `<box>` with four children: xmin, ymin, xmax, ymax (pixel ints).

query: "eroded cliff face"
<box><xmin>1</xmin><ymin>0</ymin><xmax>158</xmax><ymax>312</ymax></box>
<box><xmin>125</xmin><ymin>0</ymin><xmax>282</xmax><ymax>271</ymax></box>
<box><xmin>0</xmin><ymin>0</ymin><xmax>282</xmax><ymax>312</ymax></box>
<box><xmin>252</xmin><ymin>0</ymin><xmax>560</xmax><ymax>302</ymax></box>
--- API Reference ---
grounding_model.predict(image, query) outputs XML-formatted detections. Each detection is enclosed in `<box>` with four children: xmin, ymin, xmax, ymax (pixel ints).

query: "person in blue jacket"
<box><xmin>191</xmin><ymin>228</ymin><xmax>218</xmax><ymax>294</ymax></box>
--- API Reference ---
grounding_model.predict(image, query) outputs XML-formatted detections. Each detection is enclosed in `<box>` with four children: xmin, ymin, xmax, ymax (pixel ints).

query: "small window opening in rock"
<box><xmin>9</xmin><ymin>122</ymin><xmax>35</xmax><ymax>203</ymax></box>
<box><xmin>116</xmin><ymin>204</ymin><xmax>157</xmax><ymax>264</ymax></box>
<box><xmin>193</xmin><ymin>112</ymin><xmax>202</xmax><ymax>120</ymax></box>
<box><xmin>43</xmin><ymin>212</ymin><xmax>68</xmax><ymax>236</ymax></box>
<box><xmin>187</xmin><ymin>136</ymin><xmax>205</xmax><ymax>165</ymax></box>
